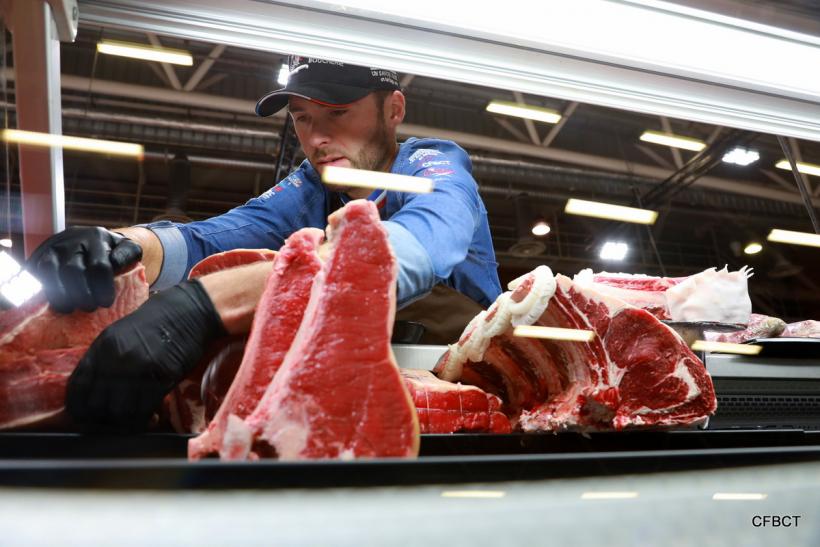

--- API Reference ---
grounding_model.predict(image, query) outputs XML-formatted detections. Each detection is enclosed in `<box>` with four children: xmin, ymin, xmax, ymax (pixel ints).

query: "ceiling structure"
<box><xmin>1</xmin><ymin>17</ymin><xmax>819</xmax><ymax>320</ymax></box>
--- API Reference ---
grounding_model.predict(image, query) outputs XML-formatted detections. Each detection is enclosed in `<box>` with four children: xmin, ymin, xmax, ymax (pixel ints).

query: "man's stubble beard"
<box><xmin>323</xmin><ymin>115</ymin><xmax>396</xmax><ymax>194</ymax></box>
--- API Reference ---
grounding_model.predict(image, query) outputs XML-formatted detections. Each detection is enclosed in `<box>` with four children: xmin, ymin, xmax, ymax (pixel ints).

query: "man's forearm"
<box><xmin>114</xmin><ymin>227</ymin><xmax>164</xmax><ymax>285</ymax></box>
<box><xmin>198</xmin><ymin>260</ymin><xmax>274</xmax><ymax>335</ymax></box>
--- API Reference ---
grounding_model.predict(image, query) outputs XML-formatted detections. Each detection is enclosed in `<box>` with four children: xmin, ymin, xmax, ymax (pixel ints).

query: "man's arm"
<box><xmin>198</xmin><ymin>260</ymin><xmax>273</xmax><ymax>334</ymax></box>
<box><xmin>112</xmin><ymin>227</ymin><xmax>163</xmax><ymax>285</ymax></box>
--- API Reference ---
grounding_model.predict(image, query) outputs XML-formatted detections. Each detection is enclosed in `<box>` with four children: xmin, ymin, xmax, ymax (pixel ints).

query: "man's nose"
<box><xmin>306</xmin><ymin>123</ymin><xmax>331</xmax><ymax>149</ymax></box>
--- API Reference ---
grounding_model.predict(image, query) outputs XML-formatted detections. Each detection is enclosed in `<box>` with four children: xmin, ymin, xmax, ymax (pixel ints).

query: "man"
<box><xmin>29</xmin><ymin>56</ymin><xmax>501</xmax><ymax>427</ymax></box>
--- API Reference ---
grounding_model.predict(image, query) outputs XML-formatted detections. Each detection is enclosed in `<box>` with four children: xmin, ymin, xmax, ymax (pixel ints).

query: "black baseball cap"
<box><xmin>256</xmin><ymin>56</ymin><xmax>401</xmax><ymax>117</ymax></box>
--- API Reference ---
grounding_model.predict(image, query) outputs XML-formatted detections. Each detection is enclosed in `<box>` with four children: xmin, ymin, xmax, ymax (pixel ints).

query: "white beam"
<box><xmin>761</xmin><ymin>169</ymin><xmax>798</xmax><ymax>193</ymax></box>
<box><xmin>513</xmin><ymin>91</ymin><xmax>540</xmax><ymax>145</ymax></box>
<box><xmin>491</xmin><ymin>116</ymin><xmax>530</xmax><ymax>144</ymax></box>
<box><xmin>183</xmin><ymin>43</ymin><xmax>226</xmax><ymax>92</ymax></box>
<box><xmin>146</xmin><ymin>32</ymin><xmax>182</xmax><ymax>90</ymax></box>
<box><xmin>8</xmin><ymin>0</ymin><xmax>65</xmax><ymax>255</ymax></box>
<box><xmin>541</xmin><ymin>101</ymin><xmax>577</xmax><ymax>148</ymax></box>
<box><xmin>635</xmin><ymin>144</ymin><xmax>674</xmax><ymax>169</ymax></box>
<box><xmin>79</xmin><ymin>0</ymin><xmax>820</xmax><ymax>141</ymax></box>
<box><xmin>194</xmin><ymin>72</ymin><xmax>228</xmax><ymax>92</ymax></box>
<box><xmin>787</xmin><ymin>137</ymin><xmax>813</xmax><ymax>195</ymax></box>
<box><xmin>660</xmin><ymin>116</ymin><xmax>684</xmax><ymax>169</ymax></box>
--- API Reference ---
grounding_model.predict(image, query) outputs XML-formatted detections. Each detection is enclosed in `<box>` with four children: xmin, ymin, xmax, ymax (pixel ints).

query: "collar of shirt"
<box><xmin>339</xmin><ymin>188</ymin><xmax>387</xmax><ymax>210</ymax></box>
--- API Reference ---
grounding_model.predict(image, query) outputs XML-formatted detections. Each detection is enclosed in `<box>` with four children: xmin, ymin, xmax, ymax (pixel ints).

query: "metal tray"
<box><xmin>1</xmin><ymin>430</ymin><xmax>819</xmax><ymax>489</ymax></box>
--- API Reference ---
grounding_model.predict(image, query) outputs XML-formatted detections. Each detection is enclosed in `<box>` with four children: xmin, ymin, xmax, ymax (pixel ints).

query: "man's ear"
<box><xmin>387</xmin><ymin>90</ymin><xmax>406</xmax><ymax>127</ymax></box>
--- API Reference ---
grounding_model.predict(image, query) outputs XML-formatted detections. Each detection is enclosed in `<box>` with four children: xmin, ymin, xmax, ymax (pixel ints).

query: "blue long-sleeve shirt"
<box><xmin>143</xmin><ymin>137</ymin><xmax>501</xmax><ymax>309</ymax></box>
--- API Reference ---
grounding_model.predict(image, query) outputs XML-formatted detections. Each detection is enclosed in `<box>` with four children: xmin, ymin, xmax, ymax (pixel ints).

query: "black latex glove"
<box><xmin>66</xmin><ymin>280</ymin><xmax>227</xmax><ymax>429</ymax></box>
<box><xmin>28</xmin><ymin>226</ymin><xmax>142</xmax><ymax>314</ymax></box>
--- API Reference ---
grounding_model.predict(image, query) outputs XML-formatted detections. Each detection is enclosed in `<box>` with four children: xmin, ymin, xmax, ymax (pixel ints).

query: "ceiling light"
<box><xmin>486</xmin><ymin>100</ymin><xmax>561</xmax><ymax>124</ymax></box>
<box><xmin>531</xmin><ymin>219</ymin><xmax>551</xmax><ymax>236</ymax></box>
<box><xmin>322</xmin><ymin>166</ymin><xmax>433</xmax><ymax>193</ymax></box>
<box><xmin>743</xmin><ymin>242</ymin><xmax>762</xmax><ymax>255</ymax></box>
<box><xmin>2</xmin><ymin>129</ymin><xmax>144</xmax><ymax>158</ymax></box>
<box><xmin>565</xmin><ymin>198</ymin><xmax>657</xmax><ymax>225</ymax></box>
<box><xmin>0</xmin><ymin>270</ymin><xmax>42</xmax><ymax>307</ymax></box>
<box><xmin>767</xmin><ymin>228</ymin><xmax>820</xmax><ymax>248</ymax></box>
<box><xmin>639</xmin><ymin>130</ymin><xmax>706</xmax><ymax>152</ymax></box>
<box><xmin>775</xmin><ymin>159</ymin><xmax>820</xmax><ymax>177</ymax></box>
<box><xmin>580</xmin><ymin>491</ymin><xmax>639</xmax><ymax>500</ymax></box>
<box><xmin>0</xmin><ymin>238</ymin><xmax>10</xmax><ymax>248</ymax></box>
<box><xmin>97</xmin><ymin>40</ymin><xmax>193</xmax><ymax>66</ymax></box>
<box><xmin>722</xmin><ymin>147</ymin><xmax>759</xmax><ymax>166</ymax></box>
<box><xmin>513</xmin><ymin>325</ymin><xmax>595</xmax><ymax>342</ymax></box>
<box><xmin>712</xmin><ymin>493</ymin><xmax>767</xmax><ymax>501</ymax></box>
<box><xmin>277</xmin><ymin>63</ymin><xmax>290</xmax><ymax>86</ymax></box>
<box><xmin>599</xmin><ymin>241</ymin><xmax>629</xmax><ymax>261</ymax></box>
<box><xmin>441</xmin><ymin>490</ymin><xmax>506</xmax><ymax>499</ymax></box>
<box><xmin>691</xmin><ymin>340</ymin><xmax>762</xmax><ymax>355</ymax></box>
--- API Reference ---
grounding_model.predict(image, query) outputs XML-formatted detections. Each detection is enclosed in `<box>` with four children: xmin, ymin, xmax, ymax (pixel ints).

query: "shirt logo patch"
<box><xmin>422</xmin><ymin>167</ymin><xmax>455</xmax><ymax>177</ymax></box>
<box><xmin>408</xmin><ymin>148</ymin><xmax>442</xmax><ymax>164</ymax></box>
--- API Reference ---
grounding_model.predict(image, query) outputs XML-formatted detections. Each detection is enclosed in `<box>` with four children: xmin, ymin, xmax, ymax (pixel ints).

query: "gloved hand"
<box><xmin>28</xmin><ymin>226</ymin><xmax>142</xmax><ymax>313</ymax></box>
<box><xmin>66</xmin><ymin>280</ymin><xmax>227</xmax><ymax>429</ymax></box>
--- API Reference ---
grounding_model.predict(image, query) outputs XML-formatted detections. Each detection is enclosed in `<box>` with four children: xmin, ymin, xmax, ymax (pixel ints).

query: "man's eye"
<box><xmin>293</xmin><ymin>116</ymin><xmax>307</xmax><ymax>123</ymax></box>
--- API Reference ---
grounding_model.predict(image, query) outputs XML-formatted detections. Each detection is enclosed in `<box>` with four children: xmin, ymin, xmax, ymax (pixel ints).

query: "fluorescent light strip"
<box><xmin>691</xmin><ymin>340</ymin><xmax>762</xmax><ymax>356</ymax></box>
<box><xmin>581</xmin><ymin>491</ymin><xmax>639</xmax><ymax>500</ymax></box>
<box><xmin>0</xmin><ymin>270</ymin><xmax>42</xmax><ymax>307</ymax></box>
<box><xmin>712</xmin><ymin>493</ymin><xmax>767</xmax><ymax>501</ymax></box>
<box><xmin>441</xmin><ymin>490</ymin><xmax>506</xmax><ymax>499</ymax></box>
<box><xmin>513</xmin><ymin>325</ymin><xmax>595</xmax><ymax>342</ymax></box>
<box><xmin>486</xmin><ymin>100</ymin><xmax>561</xmax><ymax>124</ymax></box>
<box><xmin>97</xmin><ymin>40</ymin><xmax>193</xmax><ymax>66</ymax></box>
<box><xmin>322</xmin><ymin>166</ymin><xmax>433</xmax><ymax>193</ymax></box>
<box><xmin>3</xmin><ymin>130</ymin><xmax>144</xmax><ymax>158</ymax></box>
<box><xmin>775</xmin><ymin>159</ymin><xmax>820</xmax><ymax>177</ymax></box>
<box><xmin>767</xmin><ymin>228</ymin><xmax>820</xmax><ymax>248</ymax></box>
<box><xmin>0</xmin><ymin>250</ymin><xmax>21</xmax><ymax>285</ymax></box>
<box><xmin>565</xmin><ymin>198</ymin><xmax>657</xmax><ymax>225</ymax></box>
<box><xmin>640</xmin><ymin>130</ymin><xmax>706</xmax><ymax>152</ymax></box>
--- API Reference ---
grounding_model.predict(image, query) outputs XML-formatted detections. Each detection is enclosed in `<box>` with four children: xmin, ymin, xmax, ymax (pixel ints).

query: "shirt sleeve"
<box><xmin>387</xmin><ymin>141</ymin><xmax>481</xmax><ymax>292</ymax></box>
<box><xmin>382</xmin><ymin>220</ymin><xmax>436</xmax><ymax>309</ymax></box>
<box><xmin>140</xmin><ymin>170</ymin><xmax>321</xmax><ymax>290</ymax></box>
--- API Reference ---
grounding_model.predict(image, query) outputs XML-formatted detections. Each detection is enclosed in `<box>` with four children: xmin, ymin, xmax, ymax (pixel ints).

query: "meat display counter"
<box><xmin>1</xmin><ymin>344</ymin><xmax>820</xmax><ymax>490</ymax></box>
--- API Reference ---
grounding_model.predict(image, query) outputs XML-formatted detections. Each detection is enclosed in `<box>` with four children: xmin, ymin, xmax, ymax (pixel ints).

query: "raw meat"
<box><xmin>575</xmin><ymin>266</ymin><xmax>752</xmax><ymax>324</ymax></box>
<box><xmin>435</xmin><ymin>265</ymin><xmax>716</xmax><ymax>432</ymax></box>
<box><xmin>164</xmin><ymin>249</ymin><xmax>276</xmax><ymax>433</ymax></box>
<box><xmin>222</xmin><ymin>200</ymin><xmax>419</xmax><ymax>460</ymax></box>
<box><xmin>0</xmin><ymin>264</ymin><xmax>148</xmax><ymax>429</ymax></box>
<box><xmin>188</xmin><ymin>231</ymin><xmax>323</xmax><ymax>460</ymax></box>
<box><xmin>401</xmin><ymin>369</ymin><xmax>511</xmax><ymax>434</ymax></box>
<box><xmin>781</xmin><ymin>320</ymin><xmax>820</xmax><ymax>338</ymax></box>
<box><xmin>705</xmin><ymin>313</ymin><xmax>786</xmax><ymax>343</ymax></box>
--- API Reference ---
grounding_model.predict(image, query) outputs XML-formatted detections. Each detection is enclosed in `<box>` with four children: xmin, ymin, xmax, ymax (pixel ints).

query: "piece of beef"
<box><xmin>435</xmin><ymin>265</ymin><xmax>716</xmax><ymax>432</ymax></box>
<box><xmin>705</xmin><ymin>313</ymin><xmax>786</xmax><ymax>343</ymax></box>
<box><xmin>164</xmin><ymin>249</ymin><xmax>276</xmax><ymax>434</ymax></box>
<box><xmin>0</xmin><ymin>264</ymin><xmax>148</xmax><ymax>429</ymax></box>
<box><xmin>781</xmin><ymin>320</ymin><xmax>820</xmax><ymax>338</ymax></box>
<box><xmin>575</xmin><ymin>266</ymin><xmax>752</xmax><ymax>324</ymax></box>
<box><xmin>222</xmin><ymin>200</ymin><xmax>419</xmax><ymax>460</ymax></box>
<box><xmin>188</xmin><ymin>232</ymin><xmax>323</xmax><ymax>460</ymax></box>
<box><xmin>401</xmin><ymin>369</ymin><xmax>511</xmax><ymax>434</ymax></box>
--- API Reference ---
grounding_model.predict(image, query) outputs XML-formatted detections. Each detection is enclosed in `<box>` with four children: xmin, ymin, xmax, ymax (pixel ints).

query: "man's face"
<box><xmin>288</xmin><ymin>92</ymin><xmax>402</xmax><ymax>192</ymax></box>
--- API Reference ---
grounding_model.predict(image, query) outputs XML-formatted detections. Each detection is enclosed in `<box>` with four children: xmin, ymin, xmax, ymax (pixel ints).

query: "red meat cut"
<box><xmin>401</xmin><ymin>369</ymin><xmax>511</xmax><ymax>434</ymax></box>
<box><xmin>188</xmin><ymin>232</ymin><xmax>323</xmax><ymax>460</ymax></box>
<box><xmin>434</xmin><ymin>265</ymin><xmax>716</xmax><ymax>432</ymax></box>
<box><xmin>164</xmin><ymin>249</ymin><xmax>276</xmax><ymax>433</ymax></box>
<box><xmin>221</xmin><ymin>200</ymin><xmax>419</xmax><ymax>460</ymax></box>
<box><xmin>0</xmin><ymin>264</ymin><xmax>148</xmax><ymax>429</ymax></box>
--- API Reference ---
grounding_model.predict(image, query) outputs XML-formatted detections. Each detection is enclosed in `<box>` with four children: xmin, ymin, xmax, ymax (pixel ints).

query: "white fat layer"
<box><xmin>510</xmin><ymin>266</ymin><xmax>556</xmax><ymax>326</ymax></box>
<box><xmin>665</xmin><ymin>266</ymin><xmax>752</xmax><ymax>324</ymax></box>
<box><xmin>0</xmin><ymin>302</ymin><xmax>48</xmax><ymax>346</ymax></box>
<box><xmin>265</xmin><ymin>396</ymin><xmax>312</xmax><ymax>461</ymax></box>
<box><xmin>672</xmin><ymin>359</ymin><xmax>701</xmax><ymax>401</ymax></box>
<box><xmin>220</xmin><ymin>414</ymin><xmax>252</xmax><ymax>460</ymax></box>
<box><xmin>574</xmin><ymin>268</ymin><xmax>667</xmax><ymax>310</ymax></box>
